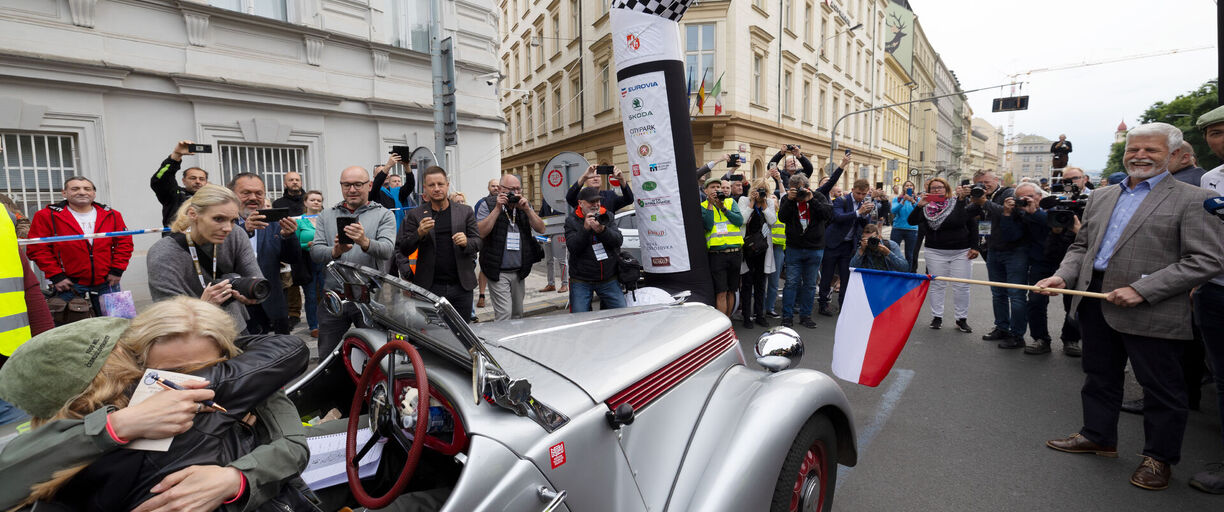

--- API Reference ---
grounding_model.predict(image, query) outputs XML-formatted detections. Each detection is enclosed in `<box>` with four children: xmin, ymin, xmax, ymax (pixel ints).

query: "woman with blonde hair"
<box><xmin>909</xmin><ymin>177</ymin><xmax>979</xmax><ymax>332</ymax></box>
<box><xmin>0</xmin><ymin>298</ymin><xmax>311</xmax><ymax>511</ymax></box>
<box><xmin>147</xmin><ymin>183</ymin><xmax>263</xmax><ymax>333</ymax></box>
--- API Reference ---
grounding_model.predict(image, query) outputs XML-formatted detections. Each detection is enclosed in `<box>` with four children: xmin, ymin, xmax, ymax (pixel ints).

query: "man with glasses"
<box><xmin>1060</xmin><ymin>167</ymin><xmax>1092</xmax><ymax>196</ymax></box>
<box><xmin>476</xmin><ymin>174</ymin><xmax>546</xmax><ymax>320</ymax></box>
<box><xmin>310</xmin><ymin>166</ymin><xmax>397</xmax><ymax>356</ymax></box>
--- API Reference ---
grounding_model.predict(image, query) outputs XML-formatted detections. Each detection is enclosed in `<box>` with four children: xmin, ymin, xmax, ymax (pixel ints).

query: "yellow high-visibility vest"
<box><xmin>0</xmin><ymin>211</ymin><xmax>31</xmax><ymax>356</ymax></box>
<box><xmin>701</xmin><ymin>198</ymin><xmax>743</xmax><ymax>249</ymax></box>
<box><xmin>771</xmin><ymin>218</ymin><xmax>787</xmax><ymax>250</ymax></box>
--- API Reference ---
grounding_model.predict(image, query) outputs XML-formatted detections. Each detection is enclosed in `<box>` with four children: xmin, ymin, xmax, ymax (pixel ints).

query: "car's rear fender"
<box><xmin>665</xmin><ymin>366</ymin><xmax>857</xmax><ymax>512</ymax></box>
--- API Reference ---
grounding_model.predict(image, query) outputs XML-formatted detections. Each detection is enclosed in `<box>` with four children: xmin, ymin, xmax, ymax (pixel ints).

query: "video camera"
<box><xmin>1039</xmin><ymin>183</ymin><xmax>1088</xmax><ymax>229</ymax></box>
<box><xmin>210</xmin><ymin>273</ymin><xmax>271</xmax><ymax>306</ymax></box>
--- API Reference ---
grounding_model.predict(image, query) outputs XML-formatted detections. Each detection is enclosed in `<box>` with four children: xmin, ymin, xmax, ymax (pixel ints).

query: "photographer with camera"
<box><xmin>700</xmin><ymin>176</ymin><xmax>745</xmax><ymax>318</ymax></box>
<box><xmin>477</xmin><ymin>174</ymin><xmax>547</xmax><ymax>321</ymax></box>
<box><xmin>147</xmin><ymin>184</ymin><xmax>264</xmax><ymax>334</ymax></box>
<box><xmin>737</xmin><ymin>178</ymin><xmax>778</xmax><ymax>329</ymax></box>
<box><xmin>910</xmin><ymin>178</ymin><xmax>979</xmax><ymax>332</ymax></box>
<box><xmin>227</xmin><ymin>173</ymin><xmax>300</xmax><ymax>335</ymax></box>
<box><xmin>817</xmin><ymin>179</ymin><xmax>874</xmax><ymax>316</ymax></box>
<box><xmin>850</xmin><ymin>224</ymin><xmax>909</xmax><ymax>272</ymax></box>
<box><xmin>564</xmin><ymin>187</ymin><xmax>625</xmax><ymax>313</ymax></box>
<box><xmin>968</xmin><ymin>170</ymin><xmax>1027</xmax><ymax>348</ymax></box>
<box><xmin>151</xmin><ymin>140</ymin><xmax>211</xmax><ymax>229</ymax></box>
<box><xmin>566</xmin><ymin>164</ymin><xmax>634</xmax><ymax>212</ymax></box>
<box><xmin>768</xmin><ymin>144</ymin><xmax>814</xmax><ymax>178</ymax></box>
<box><xmin>310</xmin><ymin>166</ymin><xmax>398</xmax><ymax>356</ymax></box>
<box><xmin>891</xmin><ymin>180</ymin><xmax>920</xmax><ymax>269</ymax></box>
<box><xmin>777</xmin><ymin>174</ymin><xmax>833</xmax><ymax>328</ymax></box>
<box><xmin>1050</xmin><ymin>135</ymin><xmax>1073</xmax><ymax>170</ymax></box>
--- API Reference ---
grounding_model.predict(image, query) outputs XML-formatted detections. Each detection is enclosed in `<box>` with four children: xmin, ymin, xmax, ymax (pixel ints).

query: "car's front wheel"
<box><xmin>770</xmin><ymin>413</ymin><xmax>839</xmax><ymax>512</ymax></box>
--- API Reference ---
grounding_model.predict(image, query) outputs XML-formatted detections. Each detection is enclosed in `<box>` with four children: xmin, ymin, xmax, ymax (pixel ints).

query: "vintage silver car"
<box><xmin>292</xmin><ymin>261</ymin><xmax>858</xmax><ymax>511</ymax></box>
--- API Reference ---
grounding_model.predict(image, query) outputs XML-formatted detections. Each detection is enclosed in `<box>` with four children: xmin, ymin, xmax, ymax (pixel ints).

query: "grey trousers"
<box><xmin>543</xmin><ymin>236</ymin><xmax>569</xmax><ymax>286</ymax></box>
<box><xmin>488</xmin><ymin>271</ymin><xmax>525</xmax><ymax>320</ymax></box>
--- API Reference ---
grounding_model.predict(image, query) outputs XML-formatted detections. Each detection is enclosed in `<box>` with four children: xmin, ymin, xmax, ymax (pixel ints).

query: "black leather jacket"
<box><xmin>49</xmin><ymin>334</ymin><xmax>309</xmax><ymax>511</ymax></box>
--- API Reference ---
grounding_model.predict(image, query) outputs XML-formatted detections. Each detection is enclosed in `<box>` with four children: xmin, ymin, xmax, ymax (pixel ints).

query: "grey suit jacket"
<box><xmin>1054</xmin><ymin>174</ymin><xmax>1224</xmax><ymax>340</ymax></box>
<box><xmin>397</xmin><ymin>202</ymin><xmax>482</xmax><ymax>291</ymax></box>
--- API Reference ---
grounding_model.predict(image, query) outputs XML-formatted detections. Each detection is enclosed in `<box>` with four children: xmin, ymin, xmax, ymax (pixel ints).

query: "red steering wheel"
<box><xmin>345</xmin><ymin>339</ymin><xmax>430</xmax><ymax>509</ymax></box>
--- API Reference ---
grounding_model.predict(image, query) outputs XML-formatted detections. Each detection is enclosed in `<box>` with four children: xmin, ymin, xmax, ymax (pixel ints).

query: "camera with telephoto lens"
<box><xmin>210</xmin><ymin>273</ymin><xmax>271</xmax><ymax>306</ymax></box>
<box><xmin>970</xmin><ymin>184</ymin><xmax>987</xmax><ymax>199</ymax></box>
<box><xmin>505</xmin><ymin>194</ymin><xmax>521</xmax><ymax>207</ymax></box>
<box><xmin>1040</xmin><ymin>183</ymin><xmax>1088</xmax><ymax>229</ymax></box>
<box><xmin>867</xmin><ymin>236</ymin><xmax>880</xmax><ymax>249</ymax></box>
<box><xmin>1016</xmin><ymin>197</ymin><xmax>1031</xmax><ymax>208</ymax></box>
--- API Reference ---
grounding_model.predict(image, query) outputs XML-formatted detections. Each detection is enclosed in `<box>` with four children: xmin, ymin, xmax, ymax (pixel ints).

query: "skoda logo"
<box><xmin>632</xmin><ymin>98</ymin><xmax>644</xmax><ymax>111</ymax></box>
<box><xmin>642</xmin><ymin>181</ymin><xmax>657</xmax><ymax>191</ymax></box>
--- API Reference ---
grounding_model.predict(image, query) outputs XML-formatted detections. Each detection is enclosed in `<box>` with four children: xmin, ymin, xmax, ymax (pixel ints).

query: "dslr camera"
<box><xmin>505</xmin><ymin>194</ymin><xmax>521</xmax><ymax>207</ymax></box>
<box><xmin>866</xmin><ymin>236</ymin><xmax>881</xmax><ymax>249</ymax></box>
<box><xmin>1041</xmin><ymin>183</ymin><xmax>1088</xmax><ymax>229</ymax></box>
<box><xmin>210</xmin><ymin>273</ymin><xmax>271</xmax><ymax>306</ymax></box>
<box><xmin>716</xmin><ymin>190</ymin><xmax>728</xmax><ymax>201</ymax></box>
<box><xmin>970</xmin><ymin>184</ymin><xmax>987</xmax><ymax>199</ymax></box>
<box><xmin>785</xmin><ymin>144</ymin><xmax>800</xmax><ymax>152</ymax></box>
<box><xmin>1015</xmin><ymin>197</ymin><xmax>1031</xmax><ymax>208</ymax></box>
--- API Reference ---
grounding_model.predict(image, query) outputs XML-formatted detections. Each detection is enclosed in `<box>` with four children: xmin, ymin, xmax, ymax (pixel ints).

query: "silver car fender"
<box><xmin>665</xmin><ymin>366</ymin><xmax>857</xmax><ymax>512</ymax></box>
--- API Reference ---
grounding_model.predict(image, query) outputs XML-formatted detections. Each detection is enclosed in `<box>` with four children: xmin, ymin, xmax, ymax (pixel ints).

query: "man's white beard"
<box><xmin>1125</xmin><ymin>158</ymin><xmax>1167</xmax><ymax>180</ymax></box>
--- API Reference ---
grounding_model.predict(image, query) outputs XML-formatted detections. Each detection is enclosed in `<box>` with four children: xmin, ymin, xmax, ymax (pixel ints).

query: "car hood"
<box><xmin>475</xmin><ymin>303</ymin><xmax>733</xmax><ymax>403</ymax></box>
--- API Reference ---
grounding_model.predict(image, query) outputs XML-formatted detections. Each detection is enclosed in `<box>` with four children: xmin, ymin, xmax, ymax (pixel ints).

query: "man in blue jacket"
<box><xmin>818</xmin><ymin>179</ymin><xmax>873</xmax><ymax>315</ymax></box>
<box><xmin>229</xmin><ymin>173</ymin><xmax>301</xmax><ymax>334</ymax></box>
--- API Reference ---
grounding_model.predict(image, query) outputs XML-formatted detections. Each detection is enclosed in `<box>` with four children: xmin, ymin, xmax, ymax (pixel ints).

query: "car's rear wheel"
<box><xmin>770</xmin><ymin>413</ymin><xmax>839</xmax><ymax>512</ymax></box>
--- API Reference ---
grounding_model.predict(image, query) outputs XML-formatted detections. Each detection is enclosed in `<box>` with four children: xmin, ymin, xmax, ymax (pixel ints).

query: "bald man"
<box><xmin>310</xmin><ymin>166</ymin><xmax>398</xmax><ymax>356</ymax></box>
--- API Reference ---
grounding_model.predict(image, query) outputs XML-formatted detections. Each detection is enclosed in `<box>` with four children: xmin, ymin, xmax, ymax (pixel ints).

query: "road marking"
<box><xmin>836</xmin><ymin>368</ymin><xmax>914</xmax><ymax>489</ymax></box>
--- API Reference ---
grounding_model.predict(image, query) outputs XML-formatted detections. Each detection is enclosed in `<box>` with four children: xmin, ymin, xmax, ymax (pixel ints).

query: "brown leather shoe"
<box><xmin>538</xmin><ymin>285</ymin><xmax>556</xmax><ymax>292</ymax></box>
<box><xmin>310</xmin><ymin>329</ymin><xmax>319</xmax><ymax>338</ymax></box>
<box><xmin>1130</xmin><ymin>456</ymin><xmax>1171</xmax><ymax>490</ymax></box>
<box><xmin>1045</xmin><ymin>433</ymin><xmax>1118</xmax><ymax>457</ymax></box>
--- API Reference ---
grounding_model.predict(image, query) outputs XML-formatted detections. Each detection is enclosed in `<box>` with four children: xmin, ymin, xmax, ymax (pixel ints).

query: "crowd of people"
<box><xmin>0</xmin><ymin>107</ymin><xmax>1220</xmax><ymax>509</ymax></box>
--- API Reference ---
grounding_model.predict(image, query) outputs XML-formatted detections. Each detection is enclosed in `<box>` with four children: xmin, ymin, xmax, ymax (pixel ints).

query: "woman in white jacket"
<box><xmin>737</xmin><ymin>177</ymin><xmax>778</xmax><ymax>329</ymax></box>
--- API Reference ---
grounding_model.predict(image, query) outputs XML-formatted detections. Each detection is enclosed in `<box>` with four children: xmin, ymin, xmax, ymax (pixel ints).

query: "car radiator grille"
<box><xmin>605</xmin><ymin>328</ymin><xmax>737</xmax><ymax>412</ymax></box>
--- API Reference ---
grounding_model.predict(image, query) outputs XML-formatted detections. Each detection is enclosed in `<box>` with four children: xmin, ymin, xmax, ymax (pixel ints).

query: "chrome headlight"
<box><xmin>754</xmin><ymin>326</ymin><xmax>804</xmax><ymax>372</ymax></box>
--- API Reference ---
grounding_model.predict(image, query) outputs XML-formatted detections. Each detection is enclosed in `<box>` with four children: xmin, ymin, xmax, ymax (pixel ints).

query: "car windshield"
<box><xmin>327</xmin><ymin>261</ymin><xmax>476</xmax><ymax>367</ymax></box>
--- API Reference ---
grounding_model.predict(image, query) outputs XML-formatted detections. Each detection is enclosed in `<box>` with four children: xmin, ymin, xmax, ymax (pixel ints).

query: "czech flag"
<box><xmin>832</xmin><ymin>268</ymin><xmax>930</xmax><ymax>387</ymax></box>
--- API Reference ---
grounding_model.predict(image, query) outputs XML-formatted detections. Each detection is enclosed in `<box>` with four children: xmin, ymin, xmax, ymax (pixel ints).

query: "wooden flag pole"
<box><xmin>932</xmin><ymin>276</ymin><xmax>1109</xmax><ymax>299</ymax></box>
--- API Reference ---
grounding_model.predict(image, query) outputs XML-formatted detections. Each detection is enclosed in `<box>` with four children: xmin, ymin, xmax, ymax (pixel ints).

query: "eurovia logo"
<box><xmin>642</xmin><ymin>181</ymin><xmax>657</xmax><ymax>191</ymax></box>
<box><xmin>632</xmin><ymin>98</ymin><xmax>644</xmax><ymax>111</ymax></box>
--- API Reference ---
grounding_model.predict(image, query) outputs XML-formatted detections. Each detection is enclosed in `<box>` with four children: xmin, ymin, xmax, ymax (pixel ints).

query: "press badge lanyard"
<box><xmin>186</xmin><ymin>232</ymin><xmax>217</xmax><ymax>288</ymax></box>
<box><xmin>503</xmin><ymin>209</ymin><xmax>521</xmax><ymax>251</ymax></box>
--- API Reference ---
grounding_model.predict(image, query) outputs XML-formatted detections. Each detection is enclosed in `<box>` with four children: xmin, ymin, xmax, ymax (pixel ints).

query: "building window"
<box><xmin>819</xmin><ymin>16</ymin><xmax>827</xmax><ymax>55</ymax></box>
<box><xmin>218</xmin><ymin>144</ymin><xmax>306</xmax><ymax>201</ymax></box>
<box><xmin>0</xmin><ymin>132</ymin><xmax>79</xmax><ymax>218</ymax></box>
<box><xmin>818</xmin><ymin>87</ymin><xmax>827</xmax><ymax>129</ymax></box>
<box><xmin>804</xmin><ymin>2</ymin><xmax>813</xmax><ymax>44</ymax></box>
<box><xmin>553</xmin><ymin>87</ymin><xmax>563</xmax><ymax>128</ymax></box>
<box><xmin>783</xmin><ymin>70</ymin><xmax>793</xmax><ymax>116</ymax></box>
<box><xmin>389</xmin><ymin>0</ymin><xmax>429</xmax><ymax>51</ymax></box>
<box><xmin>802</xmin><ymin>80</ymin><xmax>811</xmax><ymax>123</ymax></box>
<box><xmin>551</xmin><ymin>13</ymin><xmax>561</xmax><ymax>55</ymax></box>
<box><xmin>685</xmin><ymin>23</ymin><xmax>716</xmax><ymax>93</ymax></box>
<box><xmin>570</xmin><ymin>76</ymin><xmax>582</xmax><ymax>122</ymax></box>
<box><xmin>533</xmin><ymin>26</ymin><xmax>544</xmax><ymax>66</ymax></box>
<box><xmin>600</xmin><ymin>65</ymin><xmax>610</xmax><ymax>111</ymax></box>
<box><xmin>752</xmin><ymin>54</ymin><xmax>763</xmax><ymax>104</ymax></box>
<box><xmin>570</xmin><ymin>0</ymin><xmax>580</xmax><ymax>39</ymax></box>
<box><xmin>525</xmin><ymin>104</ymin><xmax>534</xmax><ymax>139</ymax></box>
<box><xmin>210</xmin><ymin>0</ymin><xmax>287</xmax><ymax>21</ymax></box>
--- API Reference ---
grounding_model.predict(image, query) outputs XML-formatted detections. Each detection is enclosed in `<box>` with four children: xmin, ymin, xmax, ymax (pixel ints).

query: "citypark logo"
<box><xmin>629</xmin><ymin>124</ymin><xmax>657</xmax><ymax>137</ymax></box>
<box><xmin>638</xmin><ymin>144</ymin><xmax>652</xmax><ymax>157</ymax></box>
<box><xmin>631</xmin><ymin>164</ymin><xmax>641</xmax><ymax>176</ymax></box>
<box><xmin>642</xmin><ymin>181</ymin><xmax>658</xmax><ymax>191</ymax></box>
<box><xmin>632</xmin><ymin>98</ymin><xmax>644</xmax><ymax>111</ymax></box>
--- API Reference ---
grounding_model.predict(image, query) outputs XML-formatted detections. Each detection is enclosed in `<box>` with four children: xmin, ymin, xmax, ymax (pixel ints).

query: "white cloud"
<box><xmin>911</xmin><ymin>0</ymin><xmax>1218</xmax><ymax>172</ymax></box>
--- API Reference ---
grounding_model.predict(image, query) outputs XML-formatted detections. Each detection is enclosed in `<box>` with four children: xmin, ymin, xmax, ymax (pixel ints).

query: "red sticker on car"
<box><xmin>549</xmin><ymin>442</ymin><xmax>566</xmax><ymax>469</ymax></box>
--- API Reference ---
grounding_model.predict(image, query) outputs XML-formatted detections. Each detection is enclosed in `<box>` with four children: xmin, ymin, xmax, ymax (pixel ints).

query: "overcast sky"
<box><xmin>912</xmin><ymin>0</ymin><xmax>1219</xmax><ymax>174</ymax></box>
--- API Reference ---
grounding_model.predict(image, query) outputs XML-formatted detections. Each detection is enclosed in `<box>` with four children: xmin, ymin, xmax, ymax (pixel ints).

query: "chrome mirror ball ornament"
<box><xmin>323</xmin><ymin>290</ymin><xmax>345</xmax><ymax>316</ymax></box>
<box><xmin>755</xmin><ymin>326</ymin><xmax>804</xmax><ymax>372</ymax></box>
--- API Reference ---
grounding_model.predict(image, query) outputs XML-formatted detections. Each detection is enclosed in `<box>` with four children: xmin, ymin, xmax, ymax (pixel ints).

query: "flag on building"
<box><xmin>696</xmin><ymin>70</ymin><xmax>707</xmax><ymax>114</ymax></box>
<box><xmin>832</xmin><ymin>268</ymin><xmax>930</xmax><ymax>387</ymax></box>
<box><xmin>710</xmin><ymin>72</ymin><xmax>724</xmax><ymax>115</ymax></box>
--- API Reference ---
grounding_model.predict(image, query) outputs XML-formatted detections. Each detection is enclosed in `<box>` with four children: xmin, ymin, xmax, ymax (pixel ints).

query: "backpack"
<box><xmin>742</xmin><ymin>210</ymin><xmax>768</xmax><ymax>256</ymax></box>
<box><xmin>617</xmin><ymin>251</ymin><xmax>643</xmax><ymax>291</ymax></box>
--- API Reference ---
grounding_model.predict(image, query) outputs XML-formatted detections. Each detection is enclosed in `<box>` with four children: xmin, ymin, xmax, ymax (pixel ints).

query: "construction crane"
<box><xmin>1000</xmin><ymin>45</ymin><xmax>1214</xmax><ymax>170</ymax></box>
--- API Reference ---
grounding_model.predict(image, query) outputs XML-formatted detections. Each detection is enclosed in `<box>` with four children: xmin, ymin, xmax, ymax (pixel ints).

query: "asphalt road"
<box><xmin>727</xmin><ymin>259</ymin><xmax>1222</xmax><ymax>511</ymax></box>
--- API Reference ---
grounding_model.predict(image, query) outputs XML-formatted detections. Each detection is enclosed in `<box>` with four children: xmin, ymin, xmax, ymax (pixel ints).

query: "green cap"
<box><xmin>1196</xmin><ymin>105</ymin><xmax>1224</xmax><ymax>130</ymax></box>
<box><xmin>0</xmin><ymin>317</ymin><xmax>129</xmax><ymax>418</ymax></box>
<box><xmin>704</xmin><ymin>176</ymin><xmax>723</xmax><ymax>187</ymax></box>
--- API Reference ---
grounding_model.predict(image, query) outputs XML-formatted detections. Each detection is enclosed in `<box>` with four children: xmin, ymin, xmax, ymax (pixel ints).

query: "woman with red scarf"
<box><xmin>909</xmin><ymin>178</ymin><xmax>980</xmax><ymax>332</ymax></box>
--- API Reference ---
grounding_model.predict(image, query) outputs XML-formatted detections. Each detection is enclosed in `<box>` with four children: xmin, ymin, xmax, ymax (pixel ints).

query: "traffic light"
<box><xmin>991</xmin><ymin>96</ymin><xmax>1029</xmax><ymax>113</ymax></box>
<box><xmin>441</xmin><ymin>37</ymin><xmax>458</xmax><ymax>146</ymax></box>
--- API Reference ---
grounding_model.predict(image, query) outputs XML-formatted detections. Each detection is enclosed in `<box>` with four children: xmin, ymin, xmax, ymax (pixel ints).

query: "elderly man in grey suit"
<box><xmin>1036</xmin><ymin>122</ymin><xmax>1224</xmax><ymax>491</ymax></box>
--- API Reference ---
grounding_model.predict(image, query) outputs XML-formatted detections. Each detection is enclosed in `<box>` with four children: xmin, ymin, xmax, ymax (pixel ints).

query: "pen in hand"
<box><xmin>144</xmin><ymin>372</ymin><xmax>228</xmax><ymax>413</ymax></box>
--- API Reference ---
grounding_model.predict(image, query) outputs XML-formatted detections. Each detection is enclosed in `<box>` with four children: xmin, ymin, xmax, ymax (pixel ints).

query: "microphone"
<box><xmin>1205</xmin><ymin>197</ymin><xmax>1224</xmax><ymax>219</ymax></box>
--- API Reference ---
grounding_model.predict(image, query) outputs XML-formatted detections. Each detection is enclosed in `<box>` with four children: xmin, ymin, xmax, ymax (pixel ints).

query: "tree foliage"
<box><xmin>1103</xmin><ymin>141</ymin><xmax>1125</xmax><ymax>176</ymax></box>
<box><xmin>1134</xmin><ymin>80</ymin><xmax>1221</xmax><ymax>171</ymax></box>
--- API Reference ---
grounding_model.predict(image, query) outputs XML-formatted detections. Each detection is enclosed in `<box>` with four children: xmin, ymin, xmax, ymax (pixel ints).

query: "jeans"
<box><xmin>1194</xmin><ymin>282</ymin><xmax>1224</xmax><ymax>449</ymax></box>
<box><xmin>430</xmin><ymin>281</ymin><xmax>474</xmax><ymax>321</ymax></box>
<box><xmin>765</xmin><ymin>247</ymin><xmax>786</xmax><ymax>314</ymax></box>
<box><xmin>57</xmin><ymin>282</ymin><xmax>118</xmax><ymax>318</ymax></box>
<box><xmin>889</xmin><ymin>228</ymin><xmax>918</xmax><ymax>270</ymax></box>
<box><xmin>0</xmin><ymin>398</ymin><xmax>29</xmax><ymax>426</ymax></box>
<box><xmin>570</xmin><ymin>278</ymin><xmax>626</xmax><ymax>313</ymax></box>
<box><xmin>782</xmin><ymin>248</ymin><xmax>823</xmax><ymax>319</ymax></box>
<box><xmin>985</xmin><ymin>248</ymin><xmax>1028</xmax><ymax>336</ymax></box>
<box><xmin>303</xmin><ymin>264</ymin><xmax>323</xmax><ymax>330</ymax></box>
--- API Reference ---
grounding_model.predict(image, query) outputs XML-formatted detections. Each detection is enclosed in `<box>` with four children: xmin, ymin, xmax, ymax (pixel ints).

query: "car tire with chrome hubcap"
<box><xmin>770</xmin><ymin>413</ymin><xmax>838</xmax><ymax>512</ymax></box>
